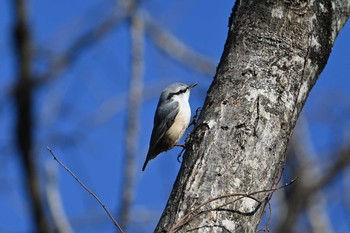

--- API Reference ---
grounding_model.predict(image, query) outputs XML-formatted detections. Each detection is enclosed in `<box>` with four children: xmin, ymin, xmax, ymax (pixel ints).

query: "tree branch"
<box><xmin>144</xmin><ymin>12</ymin><xmax>216</xmax><ymax>76</ymax></box>
<box><xmin>47</xmin><ymin>147</ymin><xmax>125</xmax><ymax>233</ymax></box>
<box><xmin>44</xmin><ymin>161</ymin><xmax>73</xmax><ymax>233</ymax></box>
<box><xmin>32</xmin><ymin>0</ymin><xmax>141</xmax><ymax>87</ymax></box>
<box><xmin>118</xmin><ymin>11</ymin><xmax>145</xmax><ymax>229</ymax></box>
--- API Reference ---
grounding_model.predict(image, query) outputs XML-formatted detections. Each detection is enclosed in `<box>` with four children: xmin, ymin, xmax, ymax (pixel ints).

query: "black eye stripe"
<box><xmin>167</xmin><ymin>88</ymin><xmax>188</xmax><ymax>100</ymax></box>
<box><xmin>176</xmin><ymin>89</ymin><xmax>187</xmax><ymax>95</ymax></box>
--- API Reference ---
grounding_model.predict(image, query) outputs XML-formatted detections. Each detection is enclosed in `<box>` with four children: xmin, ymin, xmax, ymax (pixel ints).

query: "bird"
<box><xmin>142</xmin><ymin>82</ymin><xmax>198</xmax><ymax>171</ymax></box>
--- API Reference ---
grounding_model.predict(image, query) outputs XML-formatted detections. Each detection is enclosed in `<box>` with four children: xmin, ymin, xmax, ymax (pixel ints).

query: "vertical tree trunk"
<box><xmin>155</xmin><ymin>1</ymin><xmax>350</xmax><ymax>232</ymax></box>
<box><xmin>13</xmin><ymin>0</ymin><xmax>50</xmax><ymax>232</ymax></box>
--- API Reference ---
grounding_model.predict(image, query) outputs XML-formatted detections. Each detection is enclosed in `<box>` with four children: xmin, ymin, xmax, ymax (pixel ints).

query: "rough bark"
<box><xmin>155</xmin><ymin>0</ymin><xmax>350</xmax><ymax>232</ymax></box>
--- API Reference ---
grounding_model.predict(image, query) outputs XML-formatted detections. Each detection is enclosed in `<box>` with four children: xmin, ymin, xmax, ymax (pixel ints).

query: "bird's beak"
<box><xmin>188</xmin><ymin>82</ymin><xmax>198</xmax><ymax>90</ymax></box>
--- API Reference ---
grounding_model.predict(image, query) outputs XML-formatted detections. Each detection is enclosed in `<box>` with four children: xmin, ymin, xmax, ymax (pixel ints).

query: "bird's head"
<box><xmin>161</xmin><ymin>82</ymin><xmax>198</xmax><ymax>102</ymax></box>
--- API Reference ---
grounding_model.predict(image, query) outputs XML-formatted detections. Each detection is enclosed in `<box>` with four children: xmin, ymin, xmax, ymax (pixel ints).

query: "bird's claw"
<box><xmin>189</xmin><ymin>107</ymin><xmax>202</xmax><ymax>127</ymax></box>
<box><xmin>177</xmin><ymin>146</ymin><xmax>187</xmax><ymax>163</ymax></box>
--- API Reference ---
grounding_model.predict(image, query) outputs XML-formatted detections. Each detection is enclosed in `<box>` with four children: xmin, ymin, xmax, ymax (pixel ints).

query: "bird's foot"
<box><xmin>177</xmin><ymin>146</ymin><xmax>187</xmax><ymax>163</ymax></box>
<box><xmin>189</xmin><ymin>107</ymin><xmax>202</xmax><ymax>127</ymax></box>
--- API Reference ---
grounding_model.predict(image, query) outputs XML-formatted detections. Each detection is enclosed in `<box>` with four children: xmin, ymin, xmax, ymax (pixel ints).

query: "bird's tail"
<box><xmin>142</xmin><ymin>159</ymin><xmax>148</xmax><ymax>171</ymax></box>
<box><xmin>142</xmin><ymin>148</ymin><xmax>157</xmax><ymax>171</ymax></box>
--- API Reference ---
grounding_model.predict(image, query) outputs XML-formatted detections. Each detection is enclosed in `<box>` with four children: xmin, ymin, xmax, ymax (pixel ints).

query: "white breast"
<box><xmin>165</xmin><ymin>97</ymin><xmax>191</xmax><ymax>144</ymax></box>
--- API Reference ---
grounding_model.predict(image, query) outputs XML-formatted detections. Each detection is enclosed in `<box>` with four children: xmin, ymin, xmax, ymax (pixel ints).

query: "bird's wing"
<box><xmin>151</xmin><ymin>100</ymin><xmax>179</xmax><ymax>146</ymax></box>
<box><xmin>149</xmin><ymin>100</ymin><xmax>179</xmax><ymax>153</ymax></box>
<box><xmin>142</xmin><ymin>100</ymin><xmax>179</xmax><ymax>171</ymax></box>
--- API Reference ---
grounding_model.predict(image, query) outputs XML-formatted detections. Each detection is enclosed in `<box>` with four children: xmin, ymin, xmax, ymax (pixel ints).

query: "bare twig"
<box><xmin>46</xmin><ymin>147</ymin><xmax>125</xmax><ymax>233</ymax></box>
<box><xmin>168</xmin><ymin>178</ymin><xmax>296</xmax><ymax>232</ymax></box>
<box><xmin>258</xmin><ymin>196</ymin><xmax>272</xmax><ymax>232</ymax></box>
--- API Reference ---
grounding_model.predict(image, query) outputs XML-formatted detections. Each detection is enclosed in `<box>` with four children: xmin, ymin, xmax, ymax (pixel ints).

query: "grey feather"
<box><xmin>151</xmin><ymin>99</ymin><xmax>179</xmax><ymax>148</ymax></box>
<box><xmin>142</xmin><ymin>100</ymin><xmax>179</xmax><ymax>171</ymax></box>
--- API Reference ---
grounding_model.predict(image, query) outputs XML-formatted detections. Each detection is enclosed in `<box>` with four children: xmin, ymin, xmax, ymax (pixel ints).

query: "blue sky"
<box><xmin>1</xmin><ymin>0</ymin><xmax>350</xmax><ymax>232</ymax></box>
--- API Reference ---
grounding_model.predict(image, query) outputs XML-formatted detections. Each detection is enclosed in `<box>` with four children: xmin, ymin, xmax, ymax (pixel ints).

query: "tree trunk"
<box><xmin>155</xmin><ymin>1</ymin><xmax>350</xmax><ymax>232</ymax></box>
<box><xmin>13</xmin><ymin>0</ymin><xmax>50</xmax><ymax>232</ymax></box>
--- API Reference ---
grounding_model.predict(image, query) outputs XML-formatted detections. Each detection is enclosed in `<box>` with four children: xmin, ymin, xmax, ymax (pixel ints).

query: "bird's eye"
<box><xmin>167</xmin><ymin>88</ymin><xmax>187</xmax><ymax>100</ymax></box>
<box><xmin>176</xmin><ymin>89</ymin><xmax>187</xmax><ymax>95</ymax></box>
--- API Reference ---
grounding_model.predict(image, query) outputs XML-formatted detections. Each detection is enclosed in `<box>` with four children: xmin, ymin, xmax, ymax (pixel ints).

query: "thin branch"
<box><xmin>168</xmin><ymin>178</ymin><xmax>296</xmax><ymax>232</ymax></box>
<box><xmin>46</xmin><ymin>147</ymin><xmax>125</xmax><ymax>233</ymax></box>
<box><xmin>258</xmin><ymin>195</ymin><xmax>272</xmax><ymax>232</ymax></box>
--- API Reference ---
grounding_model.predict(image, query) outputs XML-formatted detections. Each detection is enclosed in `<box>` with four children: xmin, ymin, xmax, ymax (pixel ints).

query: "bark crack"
<box><xmin>253</xmin><ymin>96</ymin><xmax>260</xmax><ymax>137</ymax></box>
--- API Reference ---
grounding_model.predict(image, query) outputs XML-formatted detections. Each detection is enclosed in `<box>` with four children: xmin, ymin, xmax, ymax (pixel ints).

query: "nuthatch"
<box><xmin>142</xmin><ymin>82</ymin><xmax>198</xmax><ymax>171</ymax></box>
